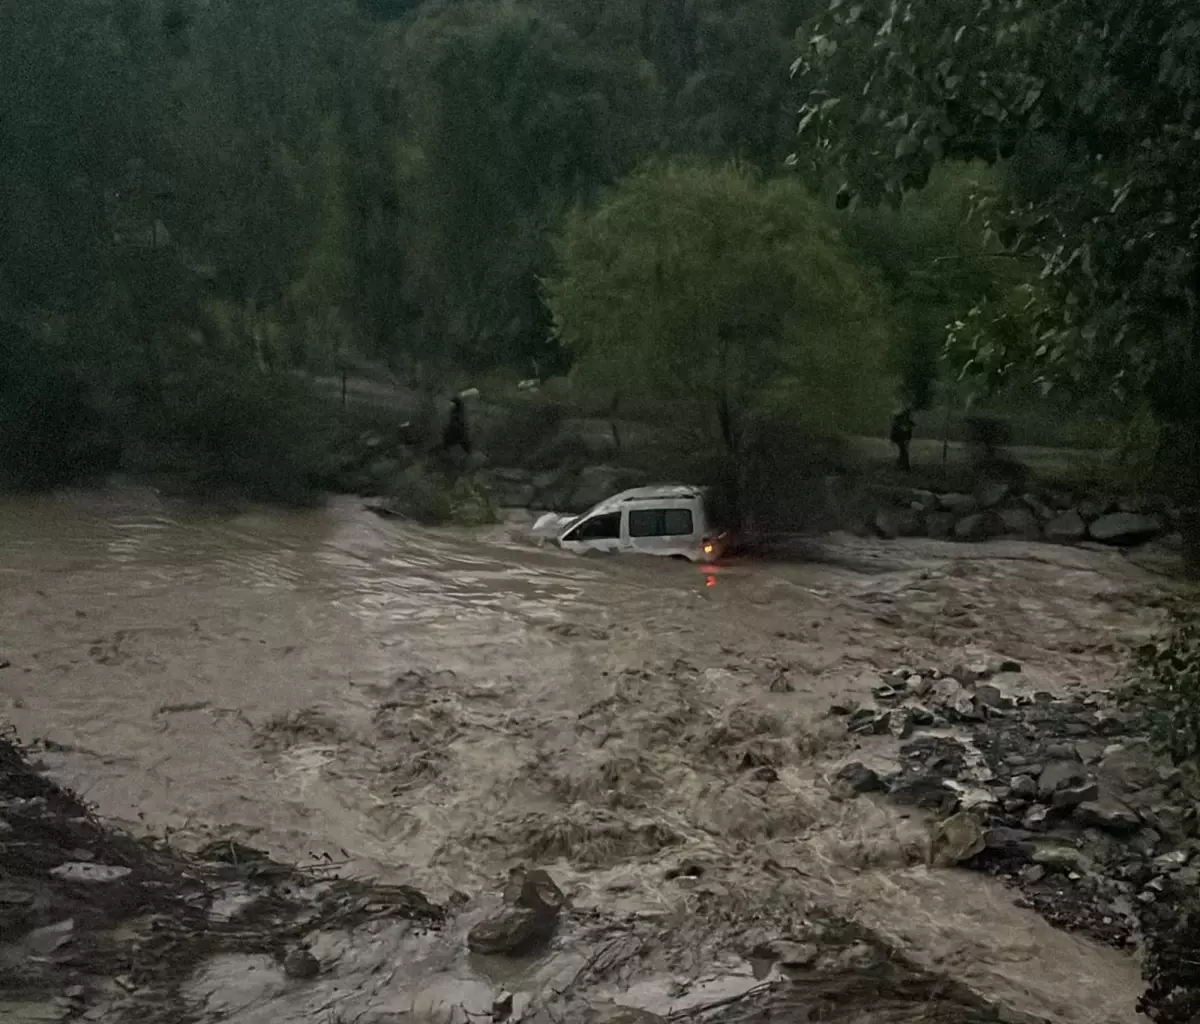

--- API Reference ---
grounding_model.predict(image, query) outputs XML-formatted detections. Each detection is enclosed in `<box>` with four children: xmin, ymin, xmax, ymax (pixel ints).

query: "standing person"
<box><xmin>442</xmin><ymin>394</ymin><xmax>471</xmax><ymax>454</ymax></box>
<box><xmin>890</xmin><ymin>408</ymin><xmax>914</xmax><ymax>472</ymax></box>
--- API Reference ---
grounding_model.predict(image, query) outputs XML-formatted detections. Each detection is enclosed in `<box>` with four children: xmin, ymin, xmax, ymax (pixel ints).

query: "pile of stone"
<box><xmin>869</xmin><ymin>483</ymin><xmax>1177</xmax><ymax>549</ymax></box>
<box><xmin>834</xmin><ymin>662</ymin><xmax>1200</xmax><ymax>947</ymax></box>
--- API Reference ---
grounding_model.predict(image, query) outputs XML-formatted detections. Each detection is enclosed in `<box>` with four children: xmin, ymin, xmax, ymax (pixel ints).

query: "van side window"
<box><xmin>629</xmin><ymin>508</ymin><xmax>694</xmax><ymax>537</ymax></box>
<box><xmin>564</xmin><ymin>511</ymin><xmax>621</xmax><ymax>542</ymax></box>
<box><xmin>663</xmin><ymin>508</ymin><xmax>694</xmax><ymax>536</ymax></box>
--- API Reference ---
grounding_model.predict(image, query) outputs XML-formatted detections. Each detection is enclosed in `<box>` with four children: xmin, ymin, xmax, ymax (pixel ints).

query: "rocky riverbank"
<box><xmin>831</xmin><ymin>658</ymin><xmax>1200</xmax><ymax>1022</ymax></box>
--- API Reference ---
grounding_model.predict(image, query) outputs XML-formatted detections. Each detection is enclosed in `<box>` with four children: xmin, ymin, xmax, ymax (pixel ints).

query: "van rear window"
<box><xmin>629</xmin><ymin>508</ymin><xmax>694</xmax><ymax>538</ymax></box>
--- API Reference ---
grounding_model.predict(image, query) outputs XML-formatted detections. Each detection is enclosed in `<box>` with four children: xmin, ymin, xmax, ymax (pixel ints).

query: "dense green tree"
<box><xmin>547</xmin><ymin>162</ymin><xmax>886</xmax><ymax>465</ymax></box>
<box><xmin>392</xmin><ymin>1</ymin><xmax>661</xmax><ymax>374</ymax></box>
<box><xmin>793</xmin><ymin>0</ymin><xmax>1200</xmax><ymax>565</ymax></box>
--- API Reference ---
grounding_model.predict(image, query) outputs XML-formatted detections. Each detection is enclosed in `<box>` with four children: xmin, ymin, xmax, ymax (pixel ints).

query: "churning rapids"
<box><xmin>0</xmin><ymin>485</ymin><xmax>1166</xmax><ymax>1022</ymax></box>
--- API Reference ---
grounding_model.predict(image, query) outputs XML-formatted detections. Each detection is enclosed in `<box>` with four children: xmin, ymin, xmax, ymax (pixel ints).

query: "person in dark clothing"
<box><xmin>442</xmin><ymin>395</ymin><xmax>470</xmax><ymax>454</ymax></box>
<box><xmin>890</xmin><ymin>408</ymin><xmax>914</xmax><ymax>472</ymax></box>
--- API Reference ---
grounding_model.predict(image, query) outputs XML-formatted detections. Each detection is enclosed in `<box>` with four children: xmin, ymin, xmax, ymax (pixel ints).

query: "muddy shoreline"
<box><xmin>0</xmin><ymin>487</ymin><xmax>1174</xmax><ymax>1021</ymax></box>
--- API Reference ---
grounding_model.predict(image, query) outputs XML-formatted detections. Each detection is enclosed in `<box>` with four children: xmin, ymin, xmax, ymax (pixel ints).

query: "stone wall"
<box><xmin>868</xmin><ymin>483</ymin><xmax>1180</xmax><ymax>550</ymax></box>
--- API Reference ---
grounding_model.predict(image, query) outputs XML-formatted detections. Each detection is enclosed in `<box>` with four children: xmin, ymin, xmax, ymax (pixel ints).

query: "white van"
<box><xmin>533</xmin><ymin>485</ymin><xmax>729</xmax><ymax>562</ymax></box>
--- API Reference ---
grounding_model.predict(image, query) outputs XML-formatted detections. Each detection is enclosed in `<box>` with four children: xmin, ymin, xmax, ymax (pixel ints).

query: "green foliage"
<box><xmin>1123</xmin><ymin>611</ymin><xmax>1200</xmax><ymax>766</ymax></box>
<box><xmin>793</xmin><ymin>0</ymin><xmax>1200</xmax><ymax>566</ymax></box>
<box><xmin>394</xmin><ymin>0</ymin><xmax>660</xmax><ymax>371</ymax></box>
<box><xmin>386</xmin><ymin>464</ymin><xmax>497</xmax><ymax>526</ymax></box>
<box><xmin>137</xmin><ymin>351</ymin><xmax>335</xmax><ymax>504</ymax></box>
<box><xmin>840</xmin><ymin>162</ymin><xmax>1027</xmax><ymax>411</ymax></box>
<box><xmin>794</xmin><ymin>0</ymin><xmax>1200</xmax><ymax>427</ymax></box>
<box><xmin>548</xmin><ymin>162</ymin><xmax>888</xmax><ymax>456</ymax></box>
<box><xmin>0</xmin><ymin>321</ymin><xmax>117</xmax><ymax>491</ymax></box>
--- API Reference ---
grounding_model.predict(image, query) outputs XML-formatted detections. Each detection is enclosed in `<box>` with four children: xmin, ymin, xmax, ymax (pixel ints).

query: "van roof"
<box><xmin>587</xmin><ymin>484</ymin><xmax>705</xmax><ymax>516</ymax></box>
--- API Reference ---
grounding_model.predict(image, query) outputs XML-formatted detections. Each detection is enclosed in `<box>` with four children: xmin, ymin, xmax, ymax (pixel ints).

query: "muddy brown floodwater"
<box><xmin>0</xmin><ymin>486</ymin><xmax>1170</xmax><ymax>1022</ymax></box>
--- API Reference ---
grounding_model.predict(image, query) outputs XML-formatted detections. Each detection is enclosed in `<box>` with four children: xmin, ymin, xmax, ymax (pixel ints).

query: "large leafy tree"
<box><xmin>793</xmin><ymin>0</ymin><xmax>1200</xmax><ymax>564</ymax></box>
<box><xmin>546</xmin><ymin>162</ymin><xmax>885</xmax><ymax>465</ymax></box>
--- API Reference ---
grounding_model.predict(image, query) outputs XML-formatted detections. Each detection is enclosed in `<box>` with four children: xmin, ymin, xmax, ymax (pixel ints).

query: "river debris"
<box><xmin>0</xmin><ymin>731</ymin><xmax>442</xmax><ymax>1022</ymax></box>
<box><xmin>833</xmin><ymin>659</ymin><xmax>1200</xmax><ymax>954</ymax></box>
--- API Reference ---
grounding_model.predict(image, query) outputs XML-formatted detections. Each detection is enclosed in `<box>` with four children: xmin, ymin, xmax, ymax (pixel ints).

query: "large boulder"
<box><xmin>1038</xmin><ymin>761</ymin><xmax>1088</xmax><ymax>800</ymax></box>
<box><xmin>939</xmin><ymin>493</ymin><xmax>979</xmax><ymax>515</ymax></box>
<box><xmin>954</xmin><ymin>511</ymin><xmax>1004</xmax><ymax>542</ymax></box>
<box><xmin>1044</xmin><ymin>509</ymin><xmax>1087</xmax><ymax>543</ymax></box>
<box><xmin>1097</xmin><ymin>739</ymin><xmax>1161</xmax><ymax>795</ymax></box>
<box><xmin>1075</xmin><ymin>797</ymin><xmax>1141</xmax><ymax>834</ymax></box>
<box><xmin>930</xmin><ymin>811</ymin><xmax>986</xmax><ymax>866</ymax></box>
<box><xmin>872</xmin><ymin>508</ymin><xmax>922</xmax><ymax>539</ymax></box>
<box><xmin>924</xmin><ymin>511</ymin><xmax>957</xmax><ymax>539</ymax></box>
<box><xmin>485</xmin><ymin>468</ymin><xmax>536</xmax><ymax>508</ymax></box>
<box><xmin>1087</xmin><ymin>512</ymin><xmax>1162</xmax><ymax>546</ymax></box>
<box><xmin>975</xmin><ymin>479</ymin><xmax>1011</xmax><ymax>509</ymax></box>
<box><xmin>999</xmin><ymin>506</ymin><xmax>1041</xmax><ymax>539</ymax></box>
<box><xmin>1020</xmin><ymin>493</ymin><xmax>1056</xmax><ymax>521</ymax></box>
<box><xmin>567</xmin><ymin>466</ymin><xmax>645</xmax><ymax>512</ymax></box>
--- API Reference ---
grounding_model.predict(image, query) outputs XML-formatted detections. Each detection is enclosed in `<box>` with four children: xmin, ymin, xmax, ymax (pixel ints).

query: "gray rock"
<box><xmin>924</xmin><ymin>511</ymin><xmax>957</xmax><ymax>539</ymax></box>
<box><xmin>1127</xmin><ymin>828</ymin><xmax>1162</xmax><ymax>858</ymax></box>
<box><xmin>939</xmin><ymin>492</ymin><xmax>979</xmax><ymax>515</ymax></box>
<box><xmin>1075</xmin><ymin>798</ymin><xmax>1141</xmax><ymax>834</ymax></box>
<box><xmin>1044</xmin><ymin>510</ymin><xmax>1087</xmax><ymax>543</ymax></box>
<box><xmin>948</xmin><ymin>661</ymin><xmax>992</xmax><ymax>685</ymax></box>
<box><xmin>847</xmin><ymin>705</ymin><xmax>891</xmax><ymax>735</ymax></box>
<box><xmin>1020</xmin><ymin>493</ymin><xmax>1056</xmax><ymax>521</ymax></box>
<box><xmin>1141</xmin><ymin>803</ymin><xmax>1190</xmax><ymax>840</ymax></box>
<box><xmin>931</xmin><ymin>811</ymin><xmax>986</xmax><ymax>866</ymax></box>
<box><xmin>1073</xmin><ymin>740</ymin><xmax>1107</xmax><ymax>765</ymax></box>
<box><xmin>1030</xmin><ymin>842</ymin><xmax>1088</xmax><ymax>873</ymax></box>
<box><xmin>1152</xmin><ymin>849</ymin><xmax>1190</xmax><ymax>872</ymax></box>
<box><xmin>1077</xmin><ymin>497</ymin><xmax>1110</xmax><ymax>521</ymax></box>
<box><xmin>1037</xmin><ymin>761</ymin><xmax>1087</xmax><ymax>799</ymax></box>
<box><xmin>974</xmin><ymin>684</ymin><xmax>1015</xmax><ymax>711</ymax></box>
<box><xmin>569</xmin><ymin>466</ymin><xmax>634</xmax><ymax>512</ymax></box>
<box><xmin>873</xmin><ymin>508</ymin><xmax>922</xmax><ymax>539</ymax></box>
<box><xmin>999</xmin><ymin>506</ymin><xmax>1041</xmax><ymax>539</ymax></box>
<box><xmin>954</xmin><ymin>513</ymin><xmax>990</xmax><ymax>542</ymax></box>
<box><xmin>1051</xmin><ymin>781</ymin><xmax>1099</xmax><ymax>808</ymax></box>
<box><xmin>283</xmin><ymin>948</ymin><xmax>320</xmax><ymax>980</ymax></box>
<box><xmin>1022</xmin><ymin>805</ymin><xmax>1051</xmax><ymax>831</ymax></box>
<box><xmin>984</xmin><ymin>826</ymin><xmax>1035</xmax><ymax>855</ymax></box>
<box><xmin>888</xmin><ymin>710</ymin><xmax>915</xmax><ymax>739</ymax></box>
<box><xmin>1088</xmin><ymin>512</ymin><xmax>1162</xmax><ymax>545</ymax></box>
<box><xmin>511</xmin><ymin>868</ymin><xmax>565</xmax><ymax>916</ymax></box>
<box><xmin>1010</xmin><ymin>775</ymin><xmax>1038</xmax><ymax>800</ymax></box>
<box><xmin>1098</xmin><ymin>740</ymin><xmax>1160</xmax><ymax>795</ymax></box>
<box><xmin>976</xmin><ymin>479</ymin><xmax>1011</xmax><ymax>508</ymax></box>
<box><xmin>467</xmin><ymin>906</ymin><xmax>555</xmax><ymax>955</ymax></box>
<box><xmin>493</xmin><ymin>991</ymin><xmax>515</xmax><ymax>1021</ymax></box>
<box><xmin>833</xmin><ymin>762</ymin><xmax>883</xmax><ymax>796</ymax></box>
<box><xmin>903</xmin><ymin>702</ymin><xmax>936</xmax><ymax>725</ymax></box>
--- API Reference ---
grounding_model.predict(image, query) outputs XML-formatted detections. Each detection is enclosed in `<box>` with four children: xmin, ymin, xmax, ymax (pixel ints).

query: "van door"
<box><xmin>627</xmin><ymin>503</ymin><xmax>699</xmax><ymax>558</ymax></box>
<box><xmin>559</xmin><ymin>511</ymin><xmax>623</xmax><ymax>555</ymax></box>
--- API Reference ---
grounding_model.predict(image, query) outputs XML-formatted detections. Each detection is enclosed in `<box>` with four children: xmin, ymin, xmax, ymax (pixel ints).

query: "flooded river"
<box><xmin>0</xmin><ymin>486</ymin><xmax>1163</xmax><ymax>1022</ymax></box>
